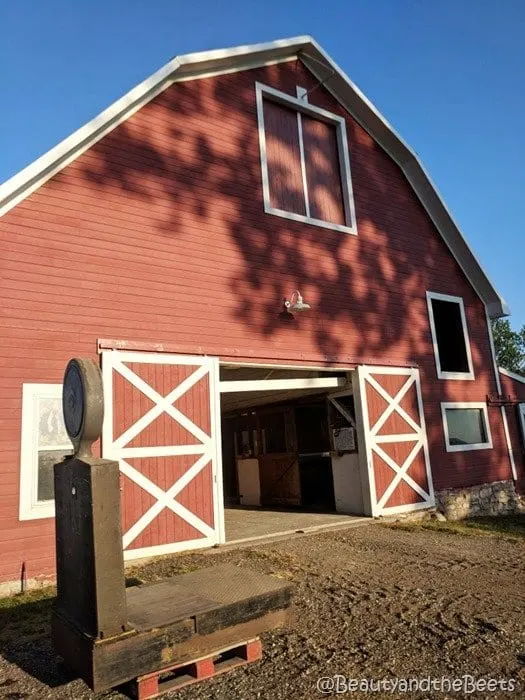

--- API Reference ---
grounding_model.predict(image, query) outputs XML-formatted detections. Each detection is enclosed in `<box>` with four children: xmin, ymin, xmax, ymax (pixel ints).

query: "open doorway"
<box><xmin>219</xmin><ymin>364</ymin><xmax>367</xmax><ymax>542</ymax></box>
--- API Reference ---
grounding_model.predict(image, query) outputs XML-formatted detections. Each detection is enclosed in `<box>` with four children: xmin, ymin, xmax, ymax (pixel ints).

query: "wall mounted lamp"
<box><xmin>283</xmin><ymin>290</ymin><xmax>311</xmax><ymax>313</ymax></box>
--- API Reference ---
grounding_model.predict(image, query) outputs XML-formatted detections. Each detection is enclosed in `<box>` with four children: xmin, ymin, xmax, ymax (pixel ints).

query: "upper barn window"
<box><xmin>256</xmin><ymin>82</ymin><xmax>357</xmax><ymax>235</ymax></box>
<box><xmin>426</xmin><ymin>292</ymin><xmax>474</xmax><ymax>380</ymax></box>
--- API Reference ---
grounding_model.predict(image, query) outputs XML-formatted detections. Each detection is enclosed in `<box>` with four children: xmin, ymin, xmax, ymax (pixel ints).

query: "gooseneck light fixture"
<box><xmin>284</xmin><ymin>290</ymin><xmax>311</xmax><ymax>313</ymax></box>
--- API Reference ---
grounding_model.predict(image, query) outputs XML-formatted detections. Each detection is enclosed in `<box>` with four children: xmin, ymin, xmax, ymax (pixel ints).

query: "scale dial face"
<box><xmin>63</xmin><ymin>361</ymin><xmax>85</xmax><ymax>442</ymax></box>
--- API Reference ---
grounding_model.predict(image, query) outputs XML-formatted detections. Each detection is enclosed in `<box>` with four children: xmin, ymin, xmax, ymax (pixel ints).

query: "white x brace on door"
<box><xmin>102</xmin><ymin>351</ymin><xmax>224</xmax><ymax>560</ymax></box>
<box><xmin>356</xmin><ymin>366</ymin><xmax>434</xmax><ymax>516</ymax></box>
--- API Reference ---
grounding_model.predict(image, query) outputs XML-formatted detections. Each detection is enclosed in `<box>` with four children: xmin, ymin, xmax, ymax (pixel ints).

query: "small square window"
<box><xmin>20</xmin><ymin>384</ymin><xmax>73</xmax><ymax>520</ymax></box>
<box><xmin>426</xmin><ymin>292</ymin><xmax>474</xmax><ymax>380</ymax></box>
<box><xmin>441</xmin><ymin>403</ymin><xmax>492</xmax><ymax>452</ymax></box>
<box><xmin>256</xmin><ymin>82</ymin><xmax>357</xmax><ymax>235</ymax></box>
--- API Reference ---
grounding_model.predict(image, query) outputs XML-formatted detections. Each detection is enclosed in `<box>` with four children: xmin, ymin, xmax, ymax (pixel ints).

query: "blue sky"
<box><xmin>2</xmin><ymin>1</ymin><xmax>524</xmax><ymax>325</ymax></box>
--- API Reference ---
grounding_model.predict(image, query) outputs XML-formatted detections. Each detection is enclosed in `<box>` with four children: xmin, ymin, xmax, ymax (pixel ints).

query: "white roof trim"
<box><xmin>0</xmin><ymin>35</ymin><xmax>508</xmax><ymax>318</ymax></box>
<box><xmin>499</xmin><ymin>367</ymin><xmax>525</xmax><ymax>384</ymax></box>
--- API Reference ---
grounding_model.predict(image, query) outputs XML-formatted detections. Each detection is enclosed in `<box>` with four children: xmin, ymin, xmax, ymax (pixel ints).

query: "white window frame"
<box><xmin>441</xmin><ymin>402</ymin><xmax>493</xmax><ymax>452</ymax></box>
<box><xmin>255</xmin><ymin>81</ymin><xmax>358</xmax><ymax>235</ymax></box>
<box><xmin>19</xmin><ymin>383</ymin><xmax>71</xmax><ymax>520</ymax></box>
<box><xmin>426</xmin><ymin>291</ymin><xmax>474</xmax><ymax>380</ymax></box>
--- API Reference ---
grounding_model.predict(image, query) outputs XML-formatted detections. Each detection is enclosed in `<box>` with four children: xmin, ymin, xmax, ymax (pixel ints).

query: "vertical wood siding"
<box><xmin>263</xmin><ymin>99</ymin><xmax>305</xmax><ymax>215</ymax></box>
<box><xmin>301</xmin><ymin>115</ymin><xmax>345</xmax><ymax>225</ymax></box>
<box><xmin>0</xmin><ymin>58</ymin><xmax>513</xmax><ymax>583</ymax></box>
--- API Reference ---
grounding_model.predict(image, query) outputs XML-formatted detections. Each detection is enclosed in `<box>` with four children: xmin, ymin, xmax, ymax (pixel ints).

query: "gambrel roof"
<box><xmin>0</xmin><ymin>36</ymin><xmax>508</xmax><ymax>317</ymax></box>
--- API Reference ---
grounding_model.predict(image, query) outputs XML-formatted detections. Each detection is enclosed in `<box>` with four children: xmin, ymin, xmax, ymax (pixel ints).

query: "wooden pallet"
<box><xmin>125</xmin><ymin>638</ymin><xmax>263</xmax><ymax>699</ymax></box>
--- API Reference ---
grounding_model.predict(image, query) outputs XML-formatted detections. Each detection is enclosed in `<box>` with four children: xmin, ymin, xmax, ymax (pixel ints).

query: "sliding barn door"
<box><xmin>356</xmin><ymin>366</ymin><xmax>434</xmax><ymax>516</ymax></box>
<box><xmin>102</xmin><ymin>351</ymin><xmax>223</xmax><ymax>560</ymax></box>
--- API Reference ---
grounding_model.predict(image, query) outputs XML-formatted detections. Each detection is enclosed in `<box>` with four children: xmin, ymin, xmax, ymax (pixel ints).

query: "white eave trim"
<box><xmin>0</xmin><ymin>36</ymin><xmax>310</xmax><ymax>218</ymax></box>
<box><xmin>499</xmin><ymin>367</ymin><xmax>525</xmax><ymax>384</ymax></box>
<box><xmin>0</xmin><ymin>34</ymin><xmax>507</xmax><ymax>318</ymax></box>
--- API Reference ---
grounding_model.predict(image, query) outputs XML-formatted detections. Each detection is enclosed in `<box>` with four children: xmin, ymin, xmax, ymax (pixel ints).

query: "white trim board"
<box><xmin>426</xmin><ymin>291</ymin><xmax>475</xmax><ymax>380</ymax></box>
<box><xmin>441</xmin><ymin>402</ymin><xmax>493</xmax><ymax>453</ymax></box>
<box><xmin>123</xmin><ymin>536</ymin><xmax>216</xmax><ymax>562</ymax></box>
<box><xmin>499</xmin><ymin>367</ymin><xmax>525</xmax><ymax>384</ymax></box>
<box><xmin>220</xmin><ymin>360</ymin><xmax>353</xmax><ymax>372</ymax></box>
<box><xmin>0</xmin><ymin>36</ymin><xmax>507</xmax><ymax>318</ymax></box>
<box><xmin>219</xmin><ymin>376</ymin><xmax>346</xmax><ymax>393</ymax></box>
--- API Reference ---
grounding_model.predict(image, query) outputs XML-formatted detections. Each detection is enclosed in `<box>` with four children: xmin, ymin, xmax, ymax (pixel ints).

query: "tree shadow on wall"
<box><xmin>78</xmin><ymin>63</ymin><xmax>439</xmax><ymax>362</ymax></box>
<box><xmin>74</xmin><ymin>59</ymin><xmax>502</xmax><ymax>487</ymax></box>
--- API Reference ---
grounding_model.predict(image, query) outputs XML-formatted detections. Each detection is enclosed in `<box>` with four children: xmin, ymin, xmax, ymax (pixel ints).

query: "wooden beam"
<box><xmin>219</xmin><ymin>377</ymin><xmax>346</xmax><ymax>394</ymax></box>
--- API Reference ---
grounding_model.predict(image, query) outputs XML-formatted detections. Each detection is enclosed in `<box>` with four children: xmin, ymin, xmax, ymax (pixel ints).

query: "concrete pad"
<box><xmin>224</xmin><ymin>506</ymin><xmax>367</xmax><ymax>544</ymax></box>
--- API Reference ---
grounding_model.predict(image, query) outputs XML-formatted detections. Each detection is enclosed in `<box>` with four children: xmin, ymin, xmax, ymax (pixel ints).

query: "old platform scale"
<box><xmin>52</xmin><ymin>358</ymin><xmax>293</xmax><ymax>697</ymax></box>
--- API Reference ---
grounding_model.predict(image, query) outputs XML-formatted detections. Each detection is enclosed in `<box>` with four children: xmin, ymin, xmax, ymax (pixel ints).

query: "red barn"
<box><xmin>1</xmin><ymin>36</ymin><xmax>523</xmax><ymax>594</ymax></box>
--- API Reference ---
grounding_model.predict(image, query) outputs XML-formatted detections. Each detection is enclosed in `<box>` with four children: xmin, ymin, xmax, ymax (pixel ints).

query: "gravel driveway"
<box><xmin>0</xmin><ymin>523</ymin><xmax>523</xmax><ymax>699</ymax></box>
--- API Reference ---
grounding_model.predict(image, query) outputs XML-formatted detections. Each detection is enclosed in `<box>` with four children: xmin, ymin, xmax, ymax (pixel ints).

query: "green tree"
<box><xmin>492</xmin><ymin>318</ymin><xmax>525</xmax><ymax>375</ymax></box>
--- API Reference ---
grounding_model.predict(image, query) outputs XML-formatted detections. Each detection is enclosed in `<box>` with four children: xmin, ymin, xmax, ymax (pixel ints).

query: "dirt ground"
<box><xmin>0</xmin><ymin>522</ymin><xmax>524</xmax><ymax>699</ymax></box>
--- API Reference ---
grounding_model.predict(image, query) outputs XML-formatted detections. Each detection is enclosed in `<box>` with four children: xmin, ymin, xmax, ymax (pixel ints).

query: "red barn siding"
<box><xmin>263</xmin><ymin>99</ymin><xmax>306</xmax><ymax>215</ymax></box>
<box><xmin>301</xmin><ymin>115</ymin><xmax>345</xmax><ymax>225</ymax></box>
<box><xmin>500</xmin><ymin>372</ymin><xmax>525</xmax><ymax>493</ymax></box>
<box><xmin>0</xmin><ymin>59</ymin><xmax>513</xmax><ymax>585</ymax></box>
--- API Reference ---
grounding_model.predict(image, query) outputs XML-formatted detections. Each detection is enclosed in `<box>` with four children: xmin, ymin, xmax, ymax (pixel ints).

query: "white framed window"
<box><xmin>255</xmin><ymin>81</ymin><xmax>357</xmax><ymax>235</ymax></box>
<box><xmin>426</xmin><ymin>291</ymin><xmax>474</xmax><ymax>380</ymax></box>
<box><xmin>441</xmin><ymin>402</ymin><xmax>492</xmax><ymax>452</ymax></box>
<box><xmin>19</xmin><ymin>384</ymin><xmax>72</xmax><ymax>520</ymax></box>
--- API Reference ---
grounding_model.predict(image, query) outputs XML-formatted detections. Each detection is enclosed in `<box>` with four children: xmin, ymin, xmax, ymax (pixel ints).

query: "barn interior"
<box><xmin>219</xmin><ymin>365</ymin><xmax>366</xmax><ymax>542</ymax></box>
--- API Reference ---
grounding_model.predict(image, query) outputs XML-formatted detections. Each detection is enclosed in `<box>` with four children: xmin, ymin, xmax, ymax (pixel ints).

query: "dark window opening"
<box><xmin>260</xmin><ymin>410</ymin><xmax>290</xmax><ymax>454</ymax></box>
<box><xmin>431</xmin><ymin>298</ymin><xmax>470</xmax><ymax>374</ymax></box>
<box><xmin>295</xmin><ymin>403</ymin><xmax>330</xmax><ymax>454</ymax></box>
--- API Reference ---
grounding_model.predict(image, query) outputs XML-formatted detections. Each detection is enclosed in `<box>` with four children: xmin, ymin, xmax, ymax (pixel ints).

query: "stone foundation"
<box><xmin>435</xmin><ymin>480</ymin><xmax>525</xmax><ymax>521</ymax></box>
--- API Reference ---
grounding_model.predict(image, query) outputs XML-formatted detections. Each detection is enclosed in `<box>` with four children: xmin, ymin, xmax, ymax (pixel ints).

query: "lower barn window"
<box><xmin>20</xmin><ymin>384</ymin><xmax>72</xmax><ymax>520</ymax></box>
<box><xmin>441</xmin><ymin>402</ymin><xmax>492</xmax><ymax>452</ymax></box>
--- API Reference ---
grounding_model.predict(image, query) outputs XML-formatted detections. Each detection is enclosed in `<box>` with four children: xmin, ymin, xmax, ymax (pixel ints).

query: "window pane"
<box><xmin>38</xmin><ymin>396</ymin><xmax>70</xmax><ymax>447</ymax></box>
<box><xmin>36</xmin><ymin>394</ymin><xmax>72</xmax><ymax>502</ymax></box>
<box><xmin>37</xmin><ymin>449</ymin><xmax>72</xmax><ymax>501</ymax></box>
<box><xmin>446</xmin><ymin>408</ymin><xmax>487</xmax><ymax>446</ymax></box>
<box><xmin>302</xmin><ymin>115</ymin><xmax>345</xmax><ymax>225</ymax></box>
<box><xmin>431</xmin><ymin>299</ymin><xmax>469</xmax><ymax>373</ymax></box>
<box><xmin>263</xmin><ymin>99</ymin><xmax>306</xmax><ymax>215</ymax></box>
